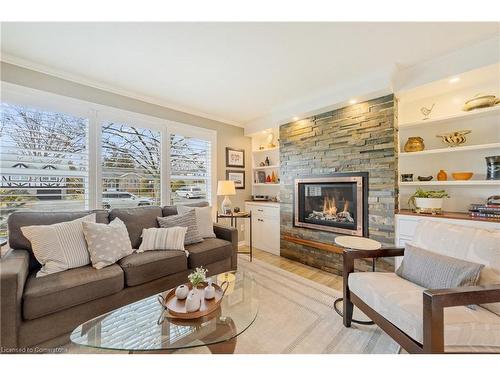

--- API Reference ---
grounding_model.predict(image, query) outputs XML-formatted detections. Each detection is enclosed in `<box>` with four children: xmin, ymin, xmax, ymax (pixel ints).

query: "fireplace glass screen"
<box><xmin>294</xmin><ymin>175</ymin><xmax>366</xmax><ymax>236</ymax></box>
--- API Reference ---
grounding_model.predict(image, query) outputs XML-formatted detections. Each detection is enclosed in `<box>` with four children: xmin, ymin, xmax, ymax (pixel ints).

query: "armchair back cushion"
<box><xmin>411</xmin><ymin>221</ymin><xmax>500</xmax><ymax>315</ymax></box>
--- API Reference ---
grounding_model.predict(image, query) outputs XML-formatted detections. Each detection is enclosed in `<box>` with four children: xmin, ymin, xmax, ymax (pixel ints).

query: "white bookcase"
<box><xmin>397</xmin><ymin>63</ymin><xmax>500</xmax><ymax>213</ymax></box>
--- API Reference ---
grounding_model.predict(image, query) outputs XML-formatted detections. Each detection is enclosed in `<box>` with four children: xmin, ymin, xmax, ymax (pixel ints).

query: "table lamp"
<box><xmin>217</xmin><ymin>180</ymin><xmax>236</xmax><ymax>214</ymax></box>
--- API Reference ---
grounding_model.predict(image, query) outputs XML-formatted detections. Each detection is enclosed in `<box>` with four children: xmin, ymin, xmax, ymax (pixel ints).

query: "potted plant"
<box><xmin>408</xmin><ymin>189</ymin><xmax>450</xmax><ymax>213</ymax></box>
<box><xmin>188</xmin><ymin>267</ymin><xmax>208</xmax><ymax>289</ymax></box>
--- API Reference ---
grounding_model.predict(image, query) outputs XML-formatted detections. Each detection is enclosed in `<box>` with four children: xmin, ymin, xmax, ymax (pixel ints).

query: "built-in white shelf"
<box><xmin>398</xmin><ymin>105</ymin><xmax>500</xmax><ymax>129</ymax></box>
<box><xmin>252</xmin><ymin>147</ymin><xmax>279</xmax><ymax>153</ymax></box>
<box><xmin>253</xmin><ymin>183</ymin><xmax>280</xmax><ymax>187</ymax></box>
<box><xmin>399</xmin><ymin>142</ymin><xmax>500</xmax><ymax>157</ymax></box>
<box><xmin>400</xmin><ymin>180</ymin><xmax>500</xmax><ymax>187</ymax></box>
<box><xmin>253</xmin><ymin>165</ymin><xmax>279</xmax><ymax>170</ymax></box>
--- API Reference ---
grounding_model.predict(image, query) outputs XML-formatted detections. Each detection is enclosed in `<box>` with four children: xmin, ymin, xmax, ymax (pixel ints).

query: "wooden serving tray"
<box><xmin>158</xmin><ymin>281</ymin><xmax>228</xmax><ymax>320</ymax></box>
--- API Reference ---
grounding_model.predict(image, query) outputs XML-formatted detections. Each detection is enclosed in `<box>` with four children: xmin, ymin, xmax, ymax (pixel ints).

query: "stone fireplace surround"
<box><xmin>279</xmin><ymin>94</ymin><xmax>397</xmax><ymax>275</ymax></box>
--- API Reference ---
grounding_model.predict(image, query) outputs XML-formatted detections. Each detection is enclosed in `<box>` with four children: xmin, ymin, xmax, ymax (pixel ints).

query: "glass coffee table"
<box><xmin>70</xmin><ymin>271</ymin><xmax>258</xmax><ymax>353</ymax></box>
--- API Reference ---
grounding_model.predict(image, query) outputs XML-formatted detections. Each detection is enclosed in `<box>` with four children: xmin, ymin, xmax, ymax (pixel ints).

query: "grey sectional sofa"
<box><xmin>0</xmin><ymin>203</ymin><xmax>238</xmax><ymax>350</ymax></box>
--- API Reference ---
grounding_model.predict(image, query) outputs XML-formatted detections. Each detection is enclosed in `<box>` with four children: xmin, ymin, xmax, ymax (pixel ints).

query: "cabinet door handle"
<box><xmin>257</xmin><ymin>219</ymin><xmax>264</xmax><ymax>222</ymax></box>
<box><xmin>257</xmin><ymin>209</ymin><xmax>264</xmax><ymax>212</ymax></box>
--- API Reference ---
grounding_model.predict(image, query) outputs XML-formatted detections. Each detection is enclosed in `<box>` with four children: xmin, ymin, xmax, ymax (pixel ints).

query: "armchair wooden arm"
<box><xmin>423</xmin><ymin>284</ymin><xmax>500</xmax><ymax>353</ymax></box>
<box><xmin>342</xmin><ymin>247</ymin><xmax>404</xmax><ymax>327</ymax></box>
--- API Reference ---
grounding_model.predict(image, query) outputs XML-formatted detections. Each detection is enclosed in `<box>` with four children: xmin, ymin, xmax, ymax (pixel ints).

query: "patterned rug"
<box><xmin>66</xmin><ymin>255</ymin><xmax>400</xmax><ymax>354</ymax></box>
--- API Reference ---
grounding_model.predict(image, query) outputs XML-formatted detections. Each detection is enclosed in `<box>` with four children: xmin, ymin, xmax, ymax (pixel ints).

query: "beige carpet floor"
<box><xmin>66</xmin><ymin>255</ymin><xmax>400</xmax><ymax>354</ymax></box>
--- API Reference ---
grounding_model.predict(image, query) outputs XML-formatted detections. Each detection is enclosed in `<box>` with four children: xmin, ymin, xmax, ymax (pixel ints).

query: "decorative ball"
<box><xmin>233</xmin><ymin>207</ymin><xmax>240</xmax><ymax>213</ymax></box>
<box><xmin>175</xmin><ymin>284</ymin><xmax>189</xmax><ymax>300</ymax></box>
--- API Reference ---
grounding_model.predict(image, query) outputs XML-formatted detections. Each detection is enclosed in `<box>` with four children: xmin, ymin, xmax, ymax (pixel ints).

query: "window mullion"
<box><xmin>161</xmin><ymin>127</ymin><xmax>170</xmax><ymax>206</ymax></box>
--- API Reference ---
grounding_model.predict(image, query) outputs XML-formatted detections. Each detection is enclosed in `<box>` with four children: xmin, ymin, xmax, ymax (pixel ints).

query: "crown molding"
<box><xmin>0</xmin><ymin>53</ymin><xmax>244</xmax><ymax>128</ymax></box>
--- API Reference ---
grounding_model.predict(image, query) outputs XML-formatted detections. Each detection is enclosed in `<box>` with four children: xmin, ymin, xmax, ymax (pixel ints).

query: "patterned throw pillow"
<box><xmin>21</xmin><ymin>214</ymin><xmax>96</xmax><ymax>277</ymax></box>
<box><xmin>137</xmin><ymin>227</ymin><xmax>188</xmax><ymax>255</ymax></box>
<box><xmin>396</xmin><ymin>243</ymin><xmax>484</xmax><ymax>289</ymax></box>
<box><xmin>157</xmin><ymin>210</ymin><xmax>203</xmax><ymax>245</ymax></box>
<box><xmin>176</xmin><ymin>205</ymin><xmax>215</xmax><ymax>238</ymax></box>
<box><xmin>82</xmin><ymin>218</ymin><xmax>134</xmax><ymax>269</ymax></box>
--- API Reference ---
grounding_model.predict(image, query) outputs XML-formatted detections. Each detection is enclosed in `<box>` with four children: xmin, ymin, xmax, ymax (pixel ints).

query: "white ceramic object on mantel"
<box><xmin>204</xmin><ymin>280</ymin><xmax>216</xmax><ymax>300</ymax></box>
<box><xmin>185</xmin><ymin>290</ymin><xmax>201</xmax><ymax>312</ymax></box>
<box><xmin>175</xmin><ymin>284</ymin><xmax>189</xmax><ymax>300</ymax></box>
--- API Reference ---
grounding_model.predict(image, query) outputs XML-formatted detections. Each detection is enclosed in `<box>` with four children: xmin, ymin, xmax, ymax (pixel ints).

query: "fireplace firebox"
<box><xmin>294</xmin><ymin>173</ymin><xmax>368</xmax><ymax>236</ymax></box>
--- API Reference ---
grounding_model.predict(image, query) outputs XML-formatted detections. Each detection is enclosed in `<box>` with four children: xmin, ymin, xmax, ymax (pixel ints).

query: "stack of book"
<box><xmin>469</xmin><ymin>203</ymin><xmax>500</xmax><ymax>220</ymax></box>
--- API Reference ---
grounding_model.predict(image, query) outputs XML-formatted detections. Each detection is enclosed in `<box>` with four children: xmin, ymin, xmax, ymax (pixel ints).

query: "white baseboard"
<box><xmin>238</xmin><ymin>241</ymin><xmax>247</xmax><ymax>247</ymax></box>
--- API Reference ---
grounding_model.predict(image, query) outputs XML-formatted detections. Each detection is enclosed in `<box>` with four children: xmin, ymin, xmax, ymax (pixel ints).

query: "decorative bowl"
<box><xmin>436</xmin><ymin>130</ymin><xmax>471</xmax><ymax>147</ymax></box>
<box><xmin>417</xmin><ymin>175</ymin><xmax>433</xmax><ymax>181</ymax></box>
<box><xmin>452</xmin><ymin>172</ymin><xmax>473</xmax><ymax>180</ymax></box>
<box><xmin>463</xmin><ymin>94</ymin><xmax>497</xmax><ymax>111</ymax></box>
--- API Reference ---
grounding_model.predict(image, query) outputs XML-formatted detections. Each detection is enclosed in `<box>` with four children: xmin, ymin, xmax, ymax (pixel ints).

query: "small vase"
<box><xmin>185</xmin><ymin>289</ymin><xmax>201</xmax><ymax>312</ymax></box>
<box><xmin>204</xmin><ymin>280</ymin><xmax>216</xmax><ymax>300</ymax></box>
<box><xmin>404</xmin><ymin>137</ymin><xmax>425</xmax><ymax>152</ymax></box>
<box><xmin>437</xmin><ymin>170</ymin><xmax>447</xmax><ymax>181</ymax></box>
<box><xmin>175</xmin><ymin>284</ymin><xmax>189</xmax><ymax>300</ymax></box>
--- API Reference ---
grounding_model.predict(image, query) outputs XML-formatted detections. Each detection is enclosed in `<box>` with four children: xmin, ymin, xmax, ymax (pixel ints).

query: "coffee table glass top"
<box><xmin>70</xmin><ymin>271</ymin><xmax>258</xmax><ymax>352</ymax></box>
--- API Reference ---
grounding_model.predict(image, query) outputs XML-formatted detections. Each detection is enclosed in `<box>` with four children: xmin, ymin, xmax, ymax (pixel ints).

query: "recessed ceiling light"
<box><xmin>349</xmin><ymin>99</ymin><xmax>357</xmax><ymax>105</ymax></box>
<box><xmin>449</xmin><ymin>77</ymin><xmax>460</xmax><ymax>83</ymax></box>
<box><xmin>292</xmin><ymin>116</ymin><xmax>299</xmax><ymax>121</ymax></box>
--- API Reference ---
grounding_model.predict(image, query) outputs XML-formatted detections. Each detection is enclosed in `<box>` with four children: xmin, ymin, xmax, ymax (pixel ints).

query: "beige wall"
<box><xmin>1</xmin><ymin>62</ymin><xmax>251</xmax><ymax>239</ymax></box>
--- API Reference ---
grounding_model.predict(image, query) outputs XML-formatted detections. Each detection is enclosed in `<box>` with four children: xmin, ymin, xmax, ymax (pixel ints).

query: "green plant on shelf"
<box><xmin>408</xmin><ymin>188</ymin><xmax>450</xmax><ymax>208</ymax></box>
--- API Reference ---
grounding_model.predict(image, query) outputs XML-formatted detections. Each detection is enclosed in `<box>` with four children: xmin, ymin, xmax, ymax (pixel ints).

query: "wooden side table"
<box><xmin>216</xmin><ymin>211</ymin><xmax>252</xmax><ymax>261</ymax></box>
<box><xmin>333</xmin><ymin>236</ymin><xmax>381</xmax><ymax>325</ymax></box>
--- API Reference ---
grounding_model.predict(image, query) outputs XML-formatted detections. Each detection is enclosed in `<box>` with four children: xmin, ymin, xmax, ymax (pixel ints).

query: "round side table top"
<box><xmin>334</xmin><ymin>236</ymin><xmax>381</xmax><ymax>251</ymax></box>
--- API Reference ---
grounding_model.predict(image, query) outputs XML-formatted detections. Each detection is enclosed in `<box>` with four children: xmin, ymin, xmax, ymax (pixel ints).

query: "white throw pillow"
<box><xmin>82</xmin><ymin>218</ymin><xmax>134</xmax><ymax>269</ymax></box>
<box><xmin>177</xmin><ymin>205</ymin><xmax>215</xmax><ymax>238</ymax></box>
<box><xmin>21</xmin><ymin>214</ymin><xmax>96</xmax><ymax>277</ymax></box>
<box><xmin>138</xmin><ymin>227</ymin><xmax>188</xmax><ymax>255</ymax></box>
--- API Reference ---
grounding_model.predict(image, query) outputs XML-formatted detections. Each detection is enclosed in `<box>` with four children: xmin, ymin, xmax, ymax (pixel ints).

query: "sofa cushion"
<box><xmin>7</xmin><ymin>210</ymin><xmax>109</xmax><ymax>271</ymax></box>
<box><xmin>162</xmin><ymin>201</ymin><xmax>209</xmax><ymax>217</ymax></box>
<box><xmin>411</xmin><ymin>221</ymin><xmax>500</xmax><ymax>316</ymax></box>
<box><xmin>185</xmin><ymin>238</ymin><xmax>233</xmax><ymax>268</ymax></box>
<box><xmin>118</xmin><ymin>250</ymin><xmax>187</xmax><ymax>287</ymax></box>
<box><xmin>109</xmin><ymin>206</ymin><xmax>162</xmax><ymax>249</ymax></box>
<box><xmin>349</xmin><ymin>272</ymin><xmax>500</xmax><ymax>352</ymax></box>
<box><xmin>23</xmin><ymin>264</ymin><xmax>124</xmax><ymax>320</ymax></box>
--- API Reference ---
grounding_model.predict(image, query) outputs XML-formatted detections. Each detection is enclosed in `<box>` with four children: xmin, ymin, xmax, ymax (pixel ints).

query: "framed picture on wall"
<box><xmin>226</xmin><ymin>147</ymin><xmax>245</xmax><ymax>168</ymax></box>
<box><xmin>226</xmin><ymin>170</ymin><xmax>245</xmax><ymax>189</ymax></box>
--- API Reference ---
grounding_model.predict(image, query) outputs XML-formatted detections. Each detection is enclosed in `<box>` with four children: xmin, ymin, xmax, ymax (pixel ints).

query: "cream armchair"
<box><xmin>342</xmin><ymin>221</ymin><xmax>500</xmax><ymax>353</ymax></box>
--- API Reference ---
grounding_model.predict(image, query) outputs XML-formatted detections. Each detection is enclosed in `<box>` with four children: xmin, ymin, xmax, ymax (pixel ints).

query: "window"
<box><xmin>170</xmin><ymin>134</ymin><xmax>212</xmax><ymax>205</ymax></box>
<box><xmin>101</xmin><ymin>121</ymin><xmax>161</xmax><ymax>209</ymax></box>
<box><xmin>0</xmin><ymin>85</ymin><xmax>217</xmax><ymax>242</ymax></box>
<box><xmin>0</xmin><ymin>102</ymin><xmax>89</xmax><ymax>239</ymax></box>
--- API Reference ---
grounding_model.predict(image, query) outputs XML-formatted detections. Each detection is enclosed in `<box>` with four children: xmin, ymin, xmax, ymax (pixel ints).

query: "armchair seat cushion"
<box><xmin>118</xmin><ymin>250</ymin><xmax>187</xmax><ymax>287</ymax></box>
<box><xmin>185</xmin><ymin>238</ymin><xmax>233</xmax><ymax>268</ymax></box>
<box><xmin>349</xmin><ymin>272</ymin><xmax>500</xmax><ymax>352</ymax></box>
<box><xmin>23</xmin><ymin>264</ymin><xmax>124</xmax><ymax>320</ymax></box>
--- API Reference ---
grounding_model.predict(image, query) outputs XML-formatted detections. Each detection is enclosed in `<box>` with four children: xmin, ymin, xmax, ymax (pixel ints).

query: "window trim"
<box><xmin>1</xmin><ymin>82</ymin><xmax>217</xmax><ymax>210</ymax></box>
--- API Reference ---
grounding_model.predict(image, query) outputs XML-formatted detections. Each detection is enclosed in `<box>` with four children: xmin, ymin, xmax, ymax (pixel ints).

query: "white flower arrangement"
<box><xmin>188</xmin><ymin>267</ymin><xmax>208</xmax><ymax>288</ymax></box>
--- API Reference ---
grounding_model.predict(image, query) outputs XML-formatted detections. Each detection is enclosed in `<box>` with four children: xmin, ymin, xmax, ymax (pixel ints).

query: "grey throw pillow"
<box><xmin>82</xmin><ymin>218</ymin><xmax>134</xmax><ymax>269</ymax></box>
<box><xmin>157</xmin><ymin>210</ymin><xmax>203</xmax><ymax>245</ymax></box>
<box><xmin>177</xmin><ymin>205</ymin><xmax>215</xmax><ymax>238</ymax></box>
<box><xmin>396</xmin><ymin>243</ymin><xmax>484</xmax><ymax>289</ymax></box>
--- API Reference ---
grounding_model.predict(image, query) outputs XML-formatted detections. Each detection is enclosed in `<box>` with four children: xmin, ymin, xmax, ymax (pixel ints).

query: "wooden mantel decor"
<box><xmin>282</xmin><ymin>235</ymin><xmax>343</xmax><ymax>255</ymax></box>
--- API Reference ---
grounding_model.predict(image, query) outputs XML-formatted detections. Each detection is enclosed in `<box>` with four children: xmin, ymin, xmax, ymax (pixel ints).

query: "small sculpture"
<box><xmin>420</xmin><ymin>104</ymin><xmax>435</xmax><ymax>120</ymax></box>
<box><xmin>204</xmin><ymin>280</ymin><xmax>216</xmax><ymax>300</ymax></box>
<box><xmin>175</xmin><ymin>284</ymin><xmax>189</xmax><ymax>300</ymax></box>
<box><xmin>417</xmin><ymin>176</ymin><xmax>433</xmax><ymax>181</ymax></box>
<box><xmin>185</xmin><ymin>290</ymin><xmax>201</xmax><ymax>312</ymax></box>
<box><xmin>436</xmin><ymin>130</ymin><xmax>471</xmax><ymax>147</ymax></box>
<box><xmin>265</xmin><ymin>156</ymin><xmax>270</xmax><ymax>166</ymax></box>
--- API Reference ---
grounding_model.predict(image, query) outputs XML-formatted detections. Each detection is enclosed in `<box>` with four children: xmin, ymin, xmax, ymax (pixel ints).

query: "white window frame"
<box><xmin>1</xmin><ymin>82</ymin><xmax>217</xmax><ymax>210</ymax></box>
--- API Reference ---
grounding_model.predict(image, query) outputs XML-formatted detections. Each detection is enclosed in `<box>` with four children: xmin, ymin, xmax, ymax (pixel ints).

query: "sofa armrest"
<box><xmin>343</xmin><ymin>247</ymin><xmax>405</xmax><ymax>261</ymax></box>
<box><xmin>213</xmin><ymin>223</ymin><xmax>238</xmax><ymax>270</ymax></box>
<box><xmin>422</xmin><ymin>284</ymin><xmax>500</xmax><ymax>353</ymax></box>
<box><xmin>0</xmin><ymin>249</ymin><xmax>30</xmax><ymax>349</ymax></box>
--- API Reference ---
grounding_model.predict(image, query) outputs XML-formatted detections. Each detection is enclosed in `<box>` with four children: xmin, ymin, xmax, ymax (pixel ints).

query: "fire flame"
<box><xmin>322</xmin><ymin>196</ymin><xmax>349</xmax><ymax>215</ymax></box>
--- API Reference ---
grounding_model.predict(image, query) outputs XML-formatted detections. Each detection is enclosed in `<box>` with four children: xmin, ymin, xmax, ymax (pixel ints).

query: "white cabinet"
<box><xmin>245</xmin><ymin>202</ymin><xmax>280</xmax><ymax>255</ymax></box>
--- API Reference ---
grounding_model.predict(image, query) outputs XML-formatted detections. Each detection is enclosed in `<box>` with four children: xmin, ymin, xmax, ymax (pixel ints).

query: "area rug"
<box><xmin>67</xmin><ymin>255</ymin><xmax>399</xmax><ymax>354</ymax></box>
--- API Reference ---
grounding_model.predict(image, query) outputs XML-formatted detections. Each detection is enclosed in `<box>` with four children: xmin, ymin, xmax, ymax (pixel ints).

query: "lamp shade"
<box><xmin>217</xmin><ymin>180</ymin><xmax>236</xmax><ymax>196</ymax></box>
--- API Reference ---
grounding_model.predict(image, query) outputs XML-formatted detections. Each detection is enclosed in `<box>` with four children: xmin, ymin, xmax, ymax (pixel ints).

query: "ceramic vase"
<box><xmin>185</xmin><ymin>289</ymin><xmax>201</xmax><ymax>312</ymax></box>
<box><xmin>175</xmin><ymin>284</ymin><xmax>189</xmax><ymax>300</ymax></box>
<box><xmin>437</xmin><ymin>170</ymin><xmax>447</xmax><ymax>181</ymax></box>
<box><xmin>204</xmin><ymin>280</ymin><xmax>216</xmax><ymax>300</ymax></box>
<box><xmin>404</xmin><ymin>137</ymin><xmax>425</xmax><ymax>152</ymax></box>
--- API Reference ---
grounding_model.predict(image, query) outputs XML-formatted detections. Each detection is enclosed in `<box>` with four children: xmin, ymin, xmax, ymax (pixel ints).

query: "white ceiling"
<box><xmin>1</xmin><ymin>22</ymin><xmax>498</xmax><ymax>127</ymax></box>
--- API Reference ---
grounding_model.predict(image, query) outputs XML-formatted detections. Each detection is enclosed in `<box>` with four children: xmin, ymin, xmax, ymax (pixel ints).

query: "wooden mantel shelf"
<box><xmin>397</xmin><ymin>209</ymin><xmax>500</xmax><ymax>223</ymax></box>
<box><xmin>282</xmin><ymin>235</ymin><xmax>343</xmax><ymax>254</ymax></box>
